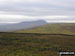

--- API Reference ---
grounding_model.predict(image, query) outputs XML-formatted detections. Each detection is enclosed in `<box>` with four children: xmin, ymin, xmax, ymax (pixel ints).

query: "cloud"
<box><xmin>47</xmin><ymin>20</ymin><xmax>75</xmax><ymax>23</ymax></box>
<box><xmin>0</xmin><ymin>0</ymin><xmax>75</xmax><ymax>16</ymax></box>
<box><xmin>0</xmin><ymin>0</ymin><xmax>75</xmax><ymax>23</ymax></box>
<box><xmin>0</xmin><ymin>14</ymin><xmax>71</xmax><ymax>22</ymax></box>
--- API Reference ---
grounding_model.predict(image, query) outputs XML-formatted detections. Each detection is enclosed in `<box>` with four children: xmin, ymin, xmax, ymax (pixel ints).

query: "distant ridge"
<box><xmin>0</xmin><ymin>20</ymin><xmax>47</xmax><ymax>32</ymax></box>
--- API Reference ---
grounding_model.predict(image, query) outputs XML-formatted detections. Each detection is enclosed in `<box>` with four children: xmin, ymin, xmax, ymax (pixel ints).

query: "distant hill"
<box><xmin>15</xmin><ymin>23</ymin><xmax>75</xmax><ymax>35</ymax></box>
<box><xmin>0</xmin><ymin>20</ymin><xmax>47</xmax><ymax>32</ymax></box>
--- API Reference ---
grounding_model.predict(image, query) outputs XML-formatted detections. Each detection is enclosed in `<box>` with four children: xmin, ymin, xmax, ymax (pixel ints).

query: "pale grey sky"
<box><xmin>0</xmin><ymin>0</ymin><xmax>75</xmax><ymax>23</ymax></box>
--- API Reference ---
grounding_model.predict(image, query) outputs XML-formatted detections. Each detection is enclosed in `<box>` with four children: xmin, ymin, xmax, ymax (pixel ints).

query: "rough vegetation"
<box><xmin>0</xmin><ymin>32</ymin><xmax>75</xmax><ymax>56</ymax></box>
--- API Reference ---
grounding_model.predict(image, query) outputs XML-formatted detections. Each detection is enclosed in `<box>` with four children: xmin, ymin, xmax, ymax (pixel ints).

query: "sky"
<box><xmin>0</xmin><ymin>0</ymin><xmax>75</xmax><ymax>23</ymax></box>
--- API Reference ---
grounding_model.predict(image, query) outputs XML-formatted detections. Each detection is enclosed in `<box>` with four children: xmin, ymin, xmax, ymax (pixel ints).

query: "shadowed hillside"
<box><xmin>0</xmin><ymin>20</ymin><xmax>47</xmax><ymax>32</ymax></box>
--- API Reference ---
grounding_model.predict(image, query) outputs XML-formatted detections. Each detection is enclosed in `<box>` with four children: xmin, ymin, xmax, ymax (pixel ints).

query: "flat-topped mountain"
<box><xmin>0</xmin><ymin>20</ymin><xmax>47</xmax><ymax>32</ymax></box>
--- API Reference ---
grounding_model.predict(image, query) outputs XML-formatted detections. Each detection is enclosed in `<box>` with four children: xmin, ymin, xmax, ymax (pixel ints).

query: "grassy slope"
<box><xmin>0</xmin><ymin>23</ymin><xmax>75</xmax><ymax>56</ymax></box>
<box><xmin>15</xmin><ymin>23</ymin><xmax>75</xmax><ymax>35</ymax></box>
<box><xmin>0</xmin><ymin>33</ymin><xmax>75</xmax><ymax>56</ymax></box>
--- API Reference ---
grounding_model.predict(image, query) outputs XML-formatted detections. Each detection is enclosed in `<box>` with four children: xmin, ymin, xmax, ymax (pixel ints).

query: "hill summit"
<box><xmin>0</xmin><ymin>20</ymin><xmax>47</xmax><ymax>32</ymax></box>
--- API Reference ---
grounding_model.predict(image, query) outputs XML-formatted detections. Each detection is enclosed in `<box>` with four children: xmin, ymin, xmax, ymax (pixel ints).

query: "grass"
<box><xmin>0</xmin><ymin>32</ymin><xmax>75</xmax><ymax>56</ymax></box>
<box><xmin>15</xmin><ymin>23</ymin><xmax>75</xmax><ymax>35</ymax></box>
<box><xmin>0</xmin><ymin>23</ymin><xmax>75</xmax><ymax>56</ymax></box>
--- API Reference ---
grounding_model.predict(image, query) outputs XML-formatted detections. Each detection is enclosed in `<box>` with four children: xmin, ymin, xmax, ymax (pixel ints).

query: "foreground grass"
<box><xmin>0</xmin><ymin>32</ymin><xmax>75</xmax><ymax>56</ymax></box>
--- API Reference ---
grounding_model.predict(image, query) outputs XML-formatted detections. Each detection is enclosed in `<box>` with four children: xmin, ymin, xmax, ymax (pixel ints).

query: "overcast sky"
<box><xmin>0</xmin><ymin>0</ymin><xmax>75</xmax><ymax>23</ymax></box>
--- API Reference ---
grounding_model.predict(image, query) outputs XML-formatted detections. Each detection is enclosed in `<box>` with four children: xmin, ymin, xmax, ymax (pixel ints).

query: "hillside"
<box><xmin>0</xmin><ymin>23</ymin><xmax>75</xmax><ymax>56</ymax></box>
<box><xmin>0</xmin><ymin>20</ymin><xmax>47</xmax><ymax>32</ymax></box>
<box><xmin>15</xmin><ymin>23</ymin><xmax>75</xmax><ymax>35</ymax></box>
<box><xmin>0</xmin><ymin>32</ymin><xmax>75</xmax><ymax>56</ymax></box>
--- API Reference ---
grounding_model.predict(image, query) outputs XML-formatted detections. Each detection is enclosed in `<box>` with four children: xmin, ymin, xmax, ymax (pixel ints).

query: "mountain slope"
<box><xmin>0</xmin><ymin>20</ymin><xmax>47</xmax><ymax>32</ymax></box>
<box><xmin>15</xmin><ymin>23</ymin><xmax>75</xmax><ymax>35</ymax></box>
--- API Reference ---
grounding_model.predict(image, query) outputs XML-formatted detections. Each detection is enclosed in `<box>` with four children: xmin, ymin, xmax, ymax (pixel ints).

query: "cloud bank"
<box><xmin>0</xmin><ymin>0</ymin><xmax>75</xmax><ymax>23</ymax></box>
